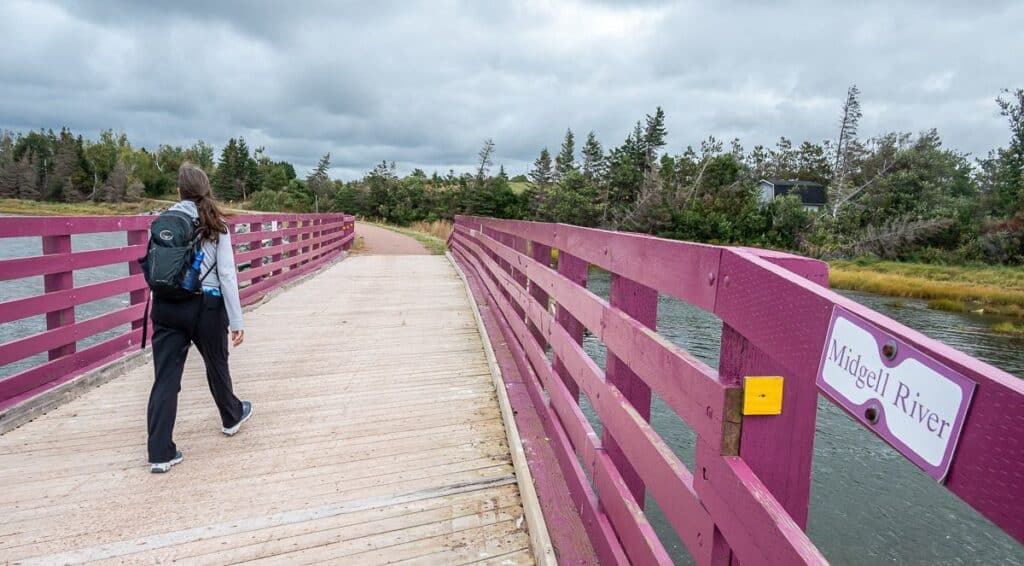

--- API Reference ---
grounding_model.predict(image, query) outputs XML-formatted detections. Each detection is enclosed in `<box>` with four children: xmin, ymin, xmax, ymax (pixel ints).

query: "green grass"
<box><xmin>0</xmin><ymin>198</ymin><xmax>163</xmax><ymax>216</ymax></box>
<box><xmin>509</xmin><ymin>181</ymin><xmax>530</xmax><ymax>195</ymax></box>
<box><xmin>829</xmin><ymin>259</ymin><xmax>1024</xmax><ymax>318</ymax></box>
<box><xmin>991</xmin><ymin>321</ymin><xmax>1024</xmax><ymax>335</ymax></box>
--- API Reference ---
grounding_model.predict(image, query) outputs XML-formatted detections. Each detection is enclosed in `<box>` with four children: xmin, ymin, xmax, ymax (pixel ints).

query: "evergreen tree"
<box><xmin>475</xmin><ymin>139</ymin><xmax>495</xmax><ymax>182</ymax></box>
<box><xmin>212</xmin><ymin>137</ymin><xmax>257</xmax><ymax>201</ymax></box>
<box><xmin>529</xmin><ymin>148</ymin><xmax>553</xmax><ymax>187</ymax></box>
<box><xmin>555</xmin><ymin>129</ymin><xmax>576</xmax><ymax>179</ymax></box>
<box><xmin>48</xmin><ymin>129</ymin><xmax>83</xmax><ymax>201</ymax></box>
<box><xmin>581</xmin><ymin>131</ymin><xmax>604</xmax><ymax>180</ymax></box>
<box><xmin>988</xmin><ymin>88</ymin><xmax>1024</xmax><ymax>215</ymax></box>
<box><xmin>642</xmin><ymin>107</ymin><xmax>667</xmax><ymax>168</ymax></box>
<box><xmin>306</xmin><ymin>152</ymin><xmax>333</xmax><ymax>212</ymax></box>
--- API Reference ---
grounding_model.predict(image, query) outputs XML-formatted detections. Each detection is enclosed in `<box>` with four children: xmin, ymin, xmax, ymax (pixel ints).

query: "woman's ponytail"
<box><xmin>178</xmin><ymin>162</ymin><xmax>227</xmax><ymax>241</ymax></box>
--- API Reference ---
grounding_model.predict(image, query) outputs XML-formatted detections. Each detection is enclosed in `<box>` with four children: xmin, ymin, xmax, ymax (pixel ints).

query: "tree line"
<box><xmin>328</xmin><ymin>86</ymin><xmax>1024</xmax><ymax>265</ymax></box>
<box><xmin>2</xmin><ymin>86</ymin><xmax>1021</xmax><ymax>264</ymax></box>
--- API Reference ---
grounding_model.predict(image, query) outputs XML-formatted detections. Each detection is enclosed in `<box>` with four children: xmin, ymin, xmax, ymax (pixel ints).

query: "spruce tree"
<box><xmin>529</xmin><ymin>148</ymin><xmax>553</xmax><ymax>187</ymax></box>
<box><xmin>581</xmin><ymin>131</ymin><xmax>604</xmax><ymax>180</ymax></box>
<box><xmin>555</xmin><ymin>129</ymin><xmax>576</xmax><ymax>180</ymax></box>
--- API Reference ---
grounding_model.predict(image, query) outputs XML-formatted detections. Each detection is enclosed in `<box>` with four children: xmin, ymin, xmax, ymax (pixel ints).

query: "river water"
<box><xmin>581</xmin><ymin>271</ymin><xmax>1024</xmax><ymax>565</ymax></box>
<box><xmin>1</xmin><ymin>226</ymin><xmax>1022</xmax><ymax>564</ymax></box>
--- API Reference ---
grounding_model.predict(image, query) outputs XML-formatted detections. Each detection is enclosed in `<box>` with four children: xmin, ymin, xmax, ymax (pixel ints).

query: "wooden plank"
<box><xmin>0</xmin><ymin>215</ymin><xmax>153</xmax><ymax>237</ymax></box>
<box><xmin>0</xmin><ymin>244</ymin><xmax>146</xmax><ymax>281</ymax></box>
<box><xmin>41</xmin><ymin>234</ymin><xmax>75</xmax><ymax>361</ymax></box>
<box><xmin>0</xmin><ymin>254</ymin><xmax>532</xmax><ymax>565</ymax></box>
<box><xmin>0</xmin><ymin>275</ymin><xmax>146</xmax><ymax>325</ymax></box>
<box><xmin>455</xmin><ymin>243</ymin><xmax>671</xmax><ymax>564</ymax></box>
<box><xmin>448</xmin><ymin>252</ymin><xmax>556</xmax><ymax>565</ymax></box>
<box><xmin>460</xmin><ymin>229</ymin><xmax>737</xmax><ymax>452</ymax></box>
<box><xmin>454</xmin><ymin>234</ymin><xmax>717</xmax><ymax>562</ymax></box>
<box><xmin>453</xmin><ymin>248</ymin><xmax>600</xmax><ymax>565</ymax></box>
<box><xmin>603</xmin><ymin>272</ymin><xmax>658</xmax><ymax>505</ymax></box>
<box><xmin>0</xmin><ymin>304</ymin><xmax>146</xmax><ymax>366</ymax></box>
<box><xmin>554</xmin><ymin>249</ymin><xmax>587</xmax><ymax>401</ymax></box>
<box><xmin>693</xmin><ymin>439</ymin><xmax>827</xmax><ymax>566</ymax></box>
<box><xmin>456</xmin><ymin>216</ymin><xmax>723</xmax><ymax>312</ymax></box>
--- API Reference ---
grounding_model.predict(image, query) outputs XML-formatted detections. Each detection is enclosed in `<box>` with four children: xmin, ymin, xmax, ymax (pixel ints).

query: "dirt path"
<box><xmin>354</xmin><ymin>222</ymin><xmax>430</xmax><ymax>255</ymax></box>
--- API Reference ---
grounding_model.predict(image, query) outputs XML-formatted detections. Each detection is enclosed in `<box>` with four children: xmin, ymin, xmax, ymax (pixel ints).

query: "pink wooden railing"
<box><xmin>0</xmin><ymin>212</ymin><xmax>354</xmax><ymax>412</ymax></box>
<box><xmin>449</xmin><ymin>215</ymin><xmax>1024</xmax><ymax>565</ymax></box>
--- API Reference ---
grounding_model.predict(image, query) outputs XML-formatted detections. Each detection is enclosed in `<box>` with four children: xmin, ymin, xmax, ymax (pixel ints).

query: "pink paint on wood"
<box><xmin>467</xmin><ymin>228</ymin><xmax>733</xmax><ymax>450</ymax></box>
<box><xmin>456</xmin><ymin>245</ymin><xmax>600</xmax><ymax>563</ymax></box>
<box><xmin>249</xmin><ymin>222</ymin><xmax>264</xmax><ymax>283</ymax></box>
<box><xmin>458</xmin><ymin>216</ymin><xmax>722</xmax><ymax>312</ymax></box>
<box><xmin>0</xmin><ymin>327</ymin><xmax>144</xmax><ymax>409</ymax></box>
<box><xmin>454</xmin><ymin>232</ymin><xmax>716</xmax><ymax>559</ymax></box>
<box><xmin>455</xmin><ymin>215</ymin><xmax>1024</xmax><ymax>559</ymax></box>
<box><xmin>127</xmin><ymin>229</ymin><xmax>149</xmax><ymax>333</ymax></box>
<box><xmin>0</xmin><ymin>215</ymin><xmax>153</xmax><ymax>238</ymax></box>
<box><xmin>0</xmin><ymin>303</ymin><xmax>146</xmax><ymax>366</ymax></box>
<box><xmin>528</xmin><ymin>241</ymin><xmax>552</xmax><ymax>346</ymax></box>
<box><xmin>41</xmin><ymin>235</ymin><xmax>75</xmax><ymax>361</ymax></box>
<box><xmin>0</xmin><ymin>275</ymin><xmax>147</xmax><ymax>325</ymax></box>
<box><xmin>0</xmin><ymin>212</ymin><xmax>352</xmax><ymax>410</ymax></box>
<box><xmin>554</xmin><ymin>250</ymin><xmax>587</xmax><ymax>401</ymax></box>
<box><xmin>453</xmin><ymin>245</ymin><xmax>623</xmax><ymax>564</ymax></box>
<box><xmin>718</xmin><ymin>324</ymin><xmax>817</xmax><ymax>531</ymax></box>
<box><xmin>694</xmin><ymin>439</ymin><xmax>827</xmax><ymax>566</ymax></box>
<box><xmin>456</xmin><ymin>247</ymin><xmax>630</xmax><ymax>564</ymax></box>
<box><xmin>0</xmin><ymin>245</ymin><xmax>147</xmax><ymax>281</ymax></box>
<box><xmin>603</xmin><ymin>273</ymin><xmax>658</xmax><ymax>507</ymax></box>
<box><xmin>728</xmin><ymin>246</ymin><xmax>828</xmax><ymax>288</ymax></box>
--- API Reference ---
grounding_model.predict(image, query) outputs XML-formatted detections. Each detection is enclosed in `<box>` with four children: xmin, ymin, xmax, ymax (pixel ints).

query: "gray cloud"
<box><xmin>1</xmin><ymin>0</ymin><xmax>1019</xmax><ymax>179</ymax></box>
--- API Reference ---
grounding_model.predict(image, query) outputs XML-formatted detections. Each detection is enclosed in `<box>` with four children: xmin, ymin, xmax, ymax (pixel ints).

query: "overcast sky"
<box><xmin>1</xmin><ymin>0</ymin><xmax>1020</xmax><ymax>179</ymax></box>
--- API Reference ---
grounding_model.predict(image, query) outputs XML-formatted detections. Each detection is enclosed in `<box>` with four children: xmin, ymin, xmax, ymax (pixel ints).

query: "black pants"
<box><xmin>147</xmin><ymin>293</ymin><xmax>243</xmax><ymax>463</ymax></box>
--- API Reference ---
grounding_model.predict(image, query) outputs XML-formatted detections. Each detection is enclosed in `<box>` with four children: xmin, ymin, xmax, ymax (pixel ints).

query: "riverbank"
<box><xmin>829</xmin><ymin>259</ymin><xmax>1024</xmax><ymax>325</ymax></box>
<box><xmin>0</xmin><ymin>198</ymin><xmax>166</xmax><ymax>216</ymax></box>
<box><xmin>0</xmin><ymin>197</ymin><xmax>263</xmax><ymax>217</ymax></box>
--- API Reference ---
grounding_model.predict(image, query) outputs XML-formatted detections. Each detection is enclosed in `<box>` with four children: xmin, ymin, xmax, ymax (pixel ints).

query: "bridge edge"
<box><xmin>447</xmin><ymin>251</ymin><xmax>559</xmax><ymax>566</ymax></box>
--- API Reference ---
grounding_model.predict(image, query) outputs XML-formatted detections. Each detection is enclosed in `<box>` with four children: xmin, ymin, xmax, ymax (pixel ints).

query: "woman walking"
<box><xmin>147</xmin><ymin>162</ymin><xmax>252</xmax><ymax>473</ymax></box>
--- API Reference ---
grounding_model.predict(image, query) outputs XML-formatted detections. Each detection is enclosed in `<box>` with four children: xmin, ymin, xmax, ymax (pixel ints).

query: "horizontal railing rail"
<box><xmin>0</xmin><ymin>212</ymin><xmax>355</xmax><ymax>412</ymax></box>
<box><xmin>448</xmin><ymin>215</ymin><xmax>1024</xmax><ymax>565</ymax></box>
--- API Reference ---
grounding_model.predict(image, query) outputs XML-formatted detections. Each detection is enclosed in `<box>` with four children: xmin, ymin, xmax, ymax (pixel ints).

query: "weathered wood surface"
<box><xmin>0</xmin><ymin>255</ymin><xmax>534</xmax><ymax>565</ymax></box>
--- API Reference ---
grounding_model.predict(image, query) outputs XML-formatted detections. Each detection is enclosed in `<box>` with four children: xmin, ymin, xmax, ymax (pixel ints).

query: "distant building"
<box><xmin>758</xmin><ymin>179</ymin><xmax>827</xmax><ymax>212</ymax></box>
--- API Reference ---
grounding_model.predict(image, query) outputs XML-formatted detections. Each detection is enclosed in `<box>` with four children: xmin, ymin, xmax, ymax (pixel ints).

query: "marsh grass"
<box><xmin>991</xmin><ymin>321</ymin><xmax>1024</xmax><ymax>335</ymax></box>
<box><xmin>408</xmin><ymin>220</ymin><xmax>453</xmax><ymax>241</ymax></box>
<box><xmin>830</xmin><ymin>259</ymin><xmax>1024</xmax><ymax>318</ymax></box>
<box><xmin>0</xmin><ymin>198</ymin><xmax>160</xmax><ymax>216</ymax></box>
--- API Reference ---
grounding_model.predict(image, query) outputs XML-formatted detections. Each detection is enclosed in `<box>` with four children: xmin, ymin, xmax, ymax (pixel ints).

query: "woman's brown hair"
<box><xmin>178</xmin><ymin>162</ymin><xmax>227</xmax><ymax>241</ymax></box>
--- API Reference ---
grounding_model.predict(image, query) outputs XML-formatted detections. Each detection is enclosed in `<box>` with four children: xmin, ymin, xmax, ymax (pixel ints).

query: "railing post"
<box><xmin>719</xmin><ymin>324</ymin><xmax>818</xmax><ymax>528</ymax></box>
<box><xmin>528</xmin><ymin>241</ymin><xmax>552</xmax><ymax>346</ymax></box>
<box><xmin>553</xmin><ymin>251</ymin><xmax>588</xmax><ymax>401</ymax></box>
<box><xmin>249</xmin><ymin>221</ymin><xmax>263</xmax><ymax>283</ymax></box>
<box><xmin>692</xmin><ymin>322</ymin><xmax>820</xmax><ymax>565</ymax></box>
<box><xmin>508</xmin><ymin>234</ymin><xmax>528</xmax><ymax>319</ymax></box>
<box><xmin>127</xmin><ymin>228</ymin><xmax>149</xmax><ymax>339</ymax></box>
<box><xmin>271</xmin><ymin>220</ymin><xmax>283</xmax><ymax>277</ymax></box>
<box><xmin>602</xmin><ymin>274</ymin><xmax>658</xmax><ymax>507</ymax></box>
<box><xmin>41</xmin><ymin>233</ymin><xmax>75</xmax><ymax>360</ymax></box>
<box><xmin>342</xmin><ymin>218</ymin><xmax>353</xmax><ymax>251</ymax></box>
<box><xmin>301</xmin><ymin>219</ymin><xmax>311</xmax><ymax>265</ymax></box>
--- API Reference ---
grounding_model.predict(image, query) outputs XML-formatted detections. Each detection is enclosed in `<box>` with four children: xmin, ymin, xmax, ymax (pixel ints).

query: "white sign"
<box><xmin>817</xmin><ymin>307</ymin><xmax>976</xmax><ymax>481</ymax></box>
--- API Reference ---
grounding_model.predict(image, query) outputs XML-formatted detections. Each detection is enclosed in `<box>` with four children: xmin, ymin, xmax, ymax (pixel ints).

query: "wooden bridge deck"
<box><xmin>0</xmin><ymin>255</ymin><xmax>535</xmax><ymax>565</ymax></box>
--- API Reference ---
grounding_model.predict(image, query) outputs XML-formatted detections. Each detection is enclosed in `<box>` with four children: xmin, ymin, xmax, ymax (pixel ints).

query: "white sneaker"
<box><xmin>223</xmin><ymin>401</ymin><xmax>253</xmax><ymax>436</ymax></box>
<box><xmin>150</xmin><ymin>451</ymin><xmax>183</xmax><ymax>473</ymax></box>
